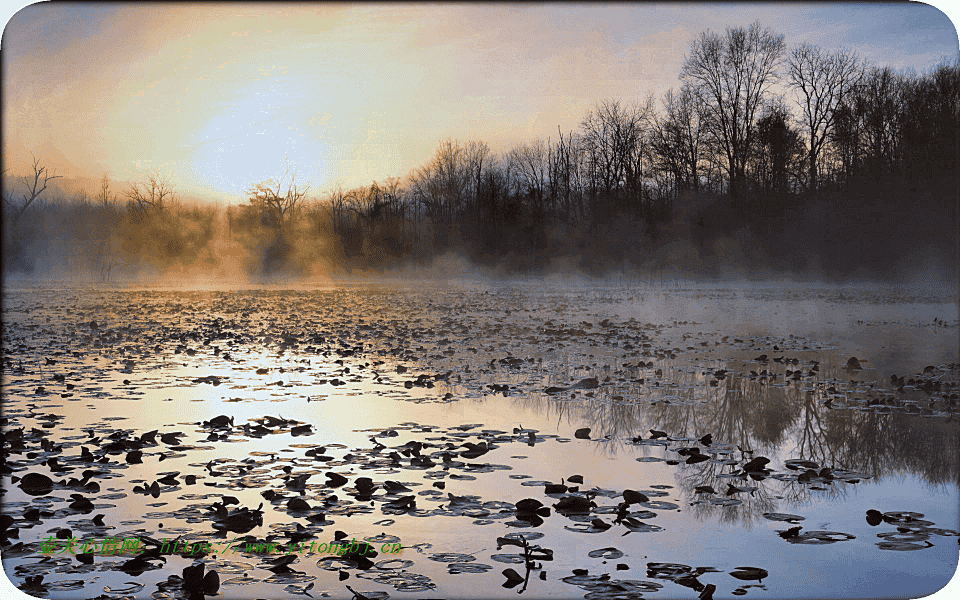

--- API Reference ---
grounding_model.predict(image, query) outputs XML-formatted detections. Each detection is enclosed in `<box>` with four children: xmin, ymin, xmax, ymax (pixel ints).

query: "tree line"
<box><xmin>4</xmin><ymin>22</ymin><xmax>958</xmax><ymax>280</ymax></box>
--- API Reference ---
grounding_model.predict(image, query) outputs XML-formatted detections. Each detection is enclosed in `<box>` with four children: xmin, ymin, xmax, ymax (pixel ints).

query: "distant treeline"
<box><xmin>3</xmin><ymin>22</ymin><xmax>958</xmax><ymax>281</ymax></box>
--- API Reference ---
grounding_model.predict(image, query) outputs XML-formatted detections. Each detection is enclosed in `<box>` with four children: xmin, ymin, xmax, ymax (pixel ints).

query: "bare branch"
<box><xmin>246</xmin><ymin>169</ymin><xmax>308</xmax><ymax>233</ymax></box>
<box><xmin>681</xmin><ymin>21</ymin><xmax>786</xmax><ymax>197</ymax></box>
<box><xmin>97</xmin><ymin>174</ymin><xmax>116</xmax><ymax>207</ymax></box>
<box><xmin>788</xmin><ymin>43</ymin><xmax>862</xmax><ymax>188</ymax></box>
<box><xmin>5</xmin><ymin>154</ymin><xmax>63</xmax><ymax>226</ymax></box>
<box><xmin>126</xmin><ymin>171</ymin><xmax>176</xmax><ymax>217</ymax></box>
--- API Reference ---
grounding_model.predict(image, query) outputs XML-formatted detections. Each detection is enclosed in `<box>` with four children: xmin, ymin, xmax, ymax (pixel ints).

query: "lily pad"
<box><xmin>876</xmin><ymin>540</ymin><xmax>935</xmax><ymax>551</ymax></box>
<box><xmin>763</xmin><ymin>513</ymin><xmax>806</xmax><ymax>523</ymax></box>
<box><xmin>19</xmin><ymin>473</ymin><xmax>54</xmax><ymax>496</ymax></box>
<box><xmin>588</xmin><ymin>547</ymin><xmax>625</xmax><ymax>559</ymax></box>
<box><xmin>448</xmin><ymin>562</ymin><xmax>493</xmax><ymax>574</ymax></box>
<box><xmin>428</xmin><ymin>552</ymin><xmax>476</xmax><ymax>563</ymax></box>
<box><xmin>785</xmin><ymin>531</ymin><xmax>856</xmax><ymax>545</ymax></box>
<box><xmin>729</xmin><ymin>566</ymin><xmax>768</xmax><ymax>581</ymax></box>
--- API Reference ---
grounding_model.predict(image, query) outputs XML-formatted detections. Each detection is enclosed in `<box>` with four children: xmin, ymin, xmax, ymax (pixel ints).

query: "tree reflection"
<box><xmin>510</xmin><ymin>349</ymin><xmax>959</xmax><ymax>524</ymax></box>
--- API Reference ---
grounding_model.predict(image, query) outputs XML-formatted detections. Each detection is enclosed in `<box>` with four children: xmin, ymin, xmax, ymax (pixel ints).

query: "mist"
<box><xmin>3</xmin><ymin>21</ymin><xmax>958</xmax><ymax>290</ymax></box>
<box><xmin>1</xmin><ymin>168</ymin><xmax>956</xmax><ymax>291</ymax></box>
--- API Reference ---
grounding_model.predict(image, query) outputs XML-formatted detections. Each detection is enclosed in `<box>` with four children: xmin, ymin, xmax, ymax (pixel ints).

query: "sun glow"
<box><xmin>189</xmin><ymin>79</ymin><xmax>328</xmax><ymax>197</ymax></box>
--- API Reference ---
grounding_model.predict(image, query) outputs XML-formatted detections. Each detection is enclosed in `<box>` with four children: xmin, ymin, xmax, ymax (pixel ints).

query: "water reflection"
<box><xmin>514</xmin><ymin>349</ymin><xmax>959</xmax><ymax>504</ymax></box>
<box><xmin>2</xmin><ymin>282</ymin><xmax>957</xmax><ymax>600</ymax></box>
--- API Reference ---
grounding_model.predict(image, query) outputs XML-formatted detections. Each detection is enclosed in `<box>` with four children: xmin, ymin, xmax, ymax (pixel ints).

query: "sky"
<box><xmin>2</xmin><ymin>2</ymin><xmax>958</xmax><ymax>203</ymax></box>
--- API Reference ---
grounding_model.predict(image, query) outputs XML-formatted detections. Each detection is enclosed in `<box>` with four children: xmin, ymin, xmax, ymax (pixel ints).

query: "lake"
<box><xmin>2</xmin><ymin>280</ymin><xmax>957</xmax><ymax>599</ymax></box>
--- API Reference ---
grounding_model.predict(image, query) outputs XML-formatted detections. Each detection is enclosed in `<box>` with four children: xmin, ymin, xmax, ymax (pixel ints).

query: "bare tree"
<box><xmin>550</xmin><ymin>128</ymin><xmax>587</xmax><ymax>226</ymax></box>
<box><xmin>97</xmin><ymin>173</ymin><xmax>116</xmax><ymax>208</ymax></box>
<box><xmin>2</xmin><ymin>154</ymin><xmax>62</xmax><ymax>227</ymax></box>
<box><xmin>126</xmin><ymin>171</ymin><xmax>176</xmax><ymax>217</ymax></box>
<box><xmin>246</xmin><ymin>168</ymin><xmax>308</xmax><ymax>234</ymax></box>
<box><xmin>408</xmin><ymin>139</ymin><xmax>488</xmax><ymax>244</ymax></box>
<box><xmin>750</xmin><ymin>100</ymin><xmax>805</xmax><ymax>196</ymax></box>
<box><xmin>681</xmin><ymin>21</ymin><xmax>786</xmax><ymax>201</ymax></box>
<box><xmin>787</xmin><ymin>43</ymin><xmax>862</xmax><ymax>189</ymax></box>
<box><xmin>464</xmin><ymin>139</ymin><xmax>490</xmax><ymax>226</ymax></box>
<box><xmin>859</xmin><ymin>65</ymin><xmax>906</xmax><ymax>176</ymax></box>
<box><xmin>653</xmin><ymin>85</ymin><xmax>706</xmax><ymax>194</ymax></box>
<box><xmin>327</xmin><ymin>182</ymin><xmax>350</xmax><ymax>235</ymax></box>
<box><xmin>508</xmin><ymin>139</ymin><xmax>551</xmax><ymax>215</ymax></box>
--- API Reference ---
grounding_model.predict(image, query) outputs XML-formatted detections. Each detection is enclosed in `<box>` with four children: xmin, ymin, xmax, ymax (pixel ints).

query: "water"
<box><xmin>2</xmin><ymin>281</ymin><xmax>957</xmax><ymax>599</ymax></box>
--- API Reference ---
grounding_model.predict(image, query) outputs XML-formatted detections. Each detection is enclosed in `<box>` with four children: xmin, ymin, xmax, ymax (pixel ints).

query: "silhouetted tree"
<box><xmin>97</xmin><ymin>173</ymin><xmax>116</xmax><ymax>208</ymax></box>
<box><xmin>126</xmin><ymin>171</ymin><xmax>176</xmax><ymax>219</ymax></box>
<box><xmin>750</xmin><ymin>101</ymin><xmax>804</xmax><ymax>197</ymax></box>
<box><xmin>2</xmin><ymin>154</ymin><xmax>62</xmax><ymax>228</ymax></box>
<box><xmin>681</xmin><ymin>21</ymin><xmax>786</xmax><ymax>204</ymax></box>
<box><xmin>550</xmin><ymin>128</ymin><xmax>587</xmax><ymax>227</ymax></box>
<box><xmin>408</xmin><ymin>139</ymin><xmax>488</xmax><ymax>246</ymax></box>
<box><xmin>860</xmin><ymin>66</ymin><xmax>905</xmax><ymax>176</ymax></box>
<box><xmin>900</xmin><ymin>60</ymin><xmax>960</xmax><ymax>179</ymax></box>
<box><xmin>246</xmin><ymin>169</ymin><xmax>308</xmax><ymax>235</ymax></box>
<box><xmin>652</xmin><ymin>85</ymin><xmax>706</xmax><ymax>195</ymax></box>
<box><xmin>787</xmin><ymin>43</ymin><xmax>862</xmax><ymax>189</ymax></box>
<box><xmin>579</xmin><ymin>98</ymin><xmax>654</xmax><ymax>225</ymax></box>
<box><xmin>508</xmin><ymin>139</ymin><xmax>550</xmax><ymax>218</ymax></box>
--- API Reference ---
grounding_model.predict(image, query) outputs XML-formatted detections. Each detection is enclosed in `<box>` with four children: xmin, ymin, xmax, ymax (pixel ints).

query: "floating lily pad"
<box><xmin>784</xmin><ymin>459</ymin><xmax>819</xmax><ymax>470</ymax></box>
<box><xmin>375</xmin><ymin>559</ymin><xmax>414</xmax><ymax>569</ymax></box>
<box><xmin>18</xmin><ymin>473</ymin><xmax>54</xmax><ymax>496</ymax></box>
<box><xmin>882</xmin><ymin>511</ymin><xmax>925</xmax><ymax>523</ymax></box>
<box><xmin>103</xmin><ymin>582</ymin><xmax>145</xmax><ymax>594</ymax></box>
<box><xmin>588</xmin><ymin>547</ymin><xmax>624</xmax><ymax>559</ymax></box>
<box><xmin>877</xmin><ymin>531</ymin><xmax>930</xmax><ymax>543</ymax></box>
<box><xmin>502</xmin><ymin>531</ymin><xmax>545</xmax><ymax>541</ymax></box>
<box><xmin>647</xmin><ymin>563</ymin><xmax>692</xmax><ymax>579</ymax></box>
<box><xmin>876</xmin><ymin>540</ymin><xmax>935</xmax><ymax>551</ymax></box>
<box><xmin>428</xmin><ymin>552</ymin><xmax>476</xmax><ymax>563</ymax></box>
<box><xmin>729</xmin><ymin>566</ymin><xmax>768</xmax><ymax>581</ymax></box>
<box><xmin>491</xmin><ymin>553</ymin><xmax>528</xmax><ymax>564</ymax></box>
<box><xmin>785</xmin><ymin>531</ymin><xmax>856</xmax><ymax>545</ymax></box>
<box><xmin>448</xmin><ymin>562</ymin><xmax>493</xmax><ymax>574</ymax></box>
<box><xmin>564</xmin><ymin>523</ymin><xmax>610</xmax><ymax>534</ymax></box>
<box><xmin>763</xmin><ymin>513</ymin><xmax>806</xmax><ymax>523</ymax></box>
<box><xmin>619</xmin><ymin>518</ymin><xmax>663</xmax><ymax>533</ymax></box>
<box><xmin>639</xmin><ymin>500</ymin><xmax>679</xmax><ymax>511</ymax></box>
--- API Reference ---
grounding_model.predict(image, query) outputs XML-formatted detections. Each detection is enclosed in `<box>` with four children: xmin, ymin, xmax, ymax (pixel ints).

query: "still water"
<box><xmin>2</xmin><ymin>281</ymin><xmax>958</xmax><ymax>599</ymax></box>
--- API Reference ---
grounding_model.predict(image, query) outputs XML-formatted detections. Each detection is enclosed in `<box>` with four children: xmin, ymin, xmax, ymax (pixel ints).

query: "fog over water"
<box><xmin>2</xmin><ymin>277</ymin><xmax>958</xmax><ymax>599</ymax></box>
<box><xmin>3</xmin><ymin>3</ymin><xmax>959</xmax><ymax>600</ymax></box>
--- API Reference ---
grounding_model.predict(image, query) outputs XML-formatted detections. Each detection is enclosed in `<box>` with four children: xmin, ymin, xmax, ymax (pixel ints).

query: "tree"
<box><xmin>579</xmin><ymin>98</ymin><xmax>654</xmax><ymax>222</ymax></box>
<box><xmin>2</xmin><ymin>154</ymin><xmax>62</xmax><ymax>227</ymax></box>
<box><xmin>97</xmin><ymin>173</ymin><xmax>116</xmax><ymax>207</ymax></box>
<box><xmin>408</xmin><ymin>139</ymin><xmax>488</xmax><ymax>245</ymax></box>
<box><xmin>750</xmin><ymin>101</ymin><xmax>804</xmax><ymax>196</ymax></box>
<box><xmin>507</xmin><ymin>139</ymin><xmax>551</xmax><ymax>217</ymax></box>
<box><xmin>652</xmin><ymin>85</ymin><xmax>706</xmax><ymax>194</ymax></box>
<box><xmin>126</xmin><ymin>171</ymin><xmax>176</xmax><ymax>218</ymax></box>
<box><xmin>901</xmin><ymin>60</ymin><xmax>960</xmax><ymax>179</ymax></box>
<box><xmin>681</xmin><ymin>21</ymin><xmax>786</xmax><ymax>202</ymax></box>
<box><xmin>828</xmin><ymin>65</ymin><xmax>906</xmax><ymax>181</ymax></box>
<box><xmin>550</xmin><ymin>128</ymin><xmax>586</xmax><ymax>227</ymax></box>
<box><xmin>830</xmin><ymin>96</ymin><xmax>861</xmax><ymax>183</ymax></box>
<box><xmin>350</xmin><ymin>178</ymin><xmax>411</xmax><ymax>259</ymax></box>
<box><xmin>787</xmin><ymin>43</ymin><xmax>861</xmax><ymax>189</ymax></box>
<box><xmin>246</xmin><ymin>168</ymin><xmax>308</xmax><ymax>234</ymax></box>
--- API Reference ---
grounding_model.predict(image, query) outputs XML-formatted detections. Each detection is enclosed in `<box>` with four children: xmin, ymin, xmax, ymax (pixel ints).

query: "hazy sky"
<box><xmin>2</xmin><ymin>2</ymin><xmax>958</xmax><ymax>201</ymax></box>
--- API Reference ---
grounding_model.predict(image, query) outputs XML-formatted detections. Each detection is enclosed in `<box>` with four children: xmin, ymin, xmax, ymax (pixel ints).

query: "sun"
<box><xmin>189</xmin><ymin>80</ymin><xmax>327</xmax><ymax>197</ymax></box>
